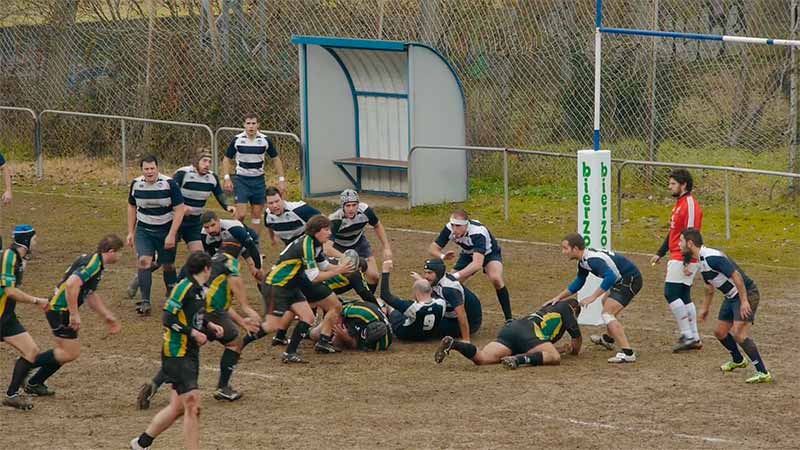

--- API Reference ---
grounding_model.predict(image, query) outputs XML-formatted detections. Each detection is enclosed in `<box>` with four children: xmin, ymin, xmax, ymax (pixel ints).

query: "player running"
<box><xmin>547</xmin><ymin>233</ymin><xmax>642</xmax><ymax>363</ymax></box>
<box><xmin>435</xmin><ymin>300</ymin><xmax>582</xmax><ymax>369</ymax></box>
<box><xmin>130</xmin><ymin>252</ymin><xmax>223</xmax><ymax>450</ymax></box>
<box><xmin>429</xmin><ymin>210</ymin><xmax>512</xmax><ymax>322</ymax></box>
<box><xmin>24</xmin><ymin>235</ymin><xmax>124</xmax><ymax>397</ymax></box>
<box><xmin>1</xmin><ymin>226</ymin><xmax>50</xmax><ymax>410</ymax></box>
<box><xmin>379</xmin><ymin>260</ymin><xmax>446</xmax><ymax>341</ymax></box>
<box><xmin>649</xmin><ymin>169</ymin><xmax>703</xmax><ymax>352</ymax></box>
<box><xmin>680</xmin><ymin>229</ymin><xmax>773</xmax><ymax>384</ymax></box>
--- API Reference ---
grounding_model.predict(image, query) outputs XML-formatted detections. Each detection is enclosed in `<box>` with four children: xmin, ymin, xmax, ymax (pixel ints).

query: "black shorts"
<box><xmin>454</xmin><ymin>248</ymin><xmax>503</xmax><ymax>272</ymax></box>
<box><xmin>178</xmin><ymin>218</ymin><xmax>203</xmax><ymax>244</ymax></box>
<box><xmin>303</xmin><ymin>281</ymin><xmax>334</xmax><ymax>303</ymax></box>
<box><xmin>206</xmin><ymin>310</ymin><xmax>239</xmax><ymax>344</ymax></box>
<box><xmin>46</xmin><ymin>310</ymin><xmax>78</xmax><ymax>339</ymax></box>
<box><xmin>262</xmin><ymin>283</ymin><xmax>306</xmax><ymax>317</ymax></box>
<box><xmin>494</xmin><ymin>319</ymin><xmax>547</xmax><ymax>355</ymax></box>
<box><xmin>0</xmin><ymin>314</ymin><xmax>26</xmax><ymax>341</ymax></box>
<box><xmin>609</xmin><ymin>274</ymin><xmax>643</xmax><ymax>307</ymax></box>
<box><xmin>161</xmin><ymin>355</ymin><xmax>199</xmax><ymax>395</ymax></box>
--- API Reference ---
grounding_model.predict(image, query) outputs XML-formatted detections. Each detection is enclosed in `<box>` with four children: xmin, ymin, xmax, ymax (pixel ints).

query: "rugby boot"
<box><xmin>590</xmin><ymin>334</ymin><xmax>616</xmax><ymax>351</ymax></box>
<box><xmin>720</xmin><ymin>359</ymin><xmax>748</xmax><ymax>373</ymax></box>
<box><xmin>136</xmin><ymin>381</ymin><xmax>158</xmax><ymax>410</ymax></box>
<box><xmin>501</xmin><ymin>356</ymin><xmax>520</xmax><ymax>370</ymax></box>
<box><xmin>745</xmin><ymin>371</ymin><xmax>774</xmax><ymax>384</ymax></box>
<box><xmin>213</xmin><ymin>386</ymin><xmax>243</xmax><ymax>402</ymax></box>
<box><xmin>671</xmin><ymin>336</ymin><xmax>701</xmax><ymax>353</ymax></box>
<box><xmin>608</xmin><ymin>352</ymin><xmax>637</xmax><ymax>363</ymax></box>
<box><xmin>3</xmin><ymin>393</ymin><xmax>33</xmax><ymax>410</ymax></box>
<box><xmin>434</xmin><ymin>336</ymin><xmax>454</xmax><ymax>364</ymax></box>
<box><xmin>24</xmin><ymin>382</ymin><xmax>55</xmax><ymax>397</ymax></box>
<box><xmin>130</xmin><ymin>437</ymin><xmax>151</xmax><ymax>450</ymax></box>
<box><xmin>126</xmin><ymin>276</ymin><xmax>140</xmax><ymax>299</ymax></box>
<box><xmin>314</xmin><ymin>340</ymin><xmax>337</xmax><ymax>354</ymax></box>
<box><xmin>281</xmin><ymin>352</ymin><xmax>307</xmax><ymax>364</ymax></box>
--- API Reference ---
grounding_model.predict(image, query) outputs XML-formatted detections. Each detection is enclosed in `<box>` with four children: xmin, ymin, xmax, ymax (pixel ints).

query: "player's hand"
<box><xmin>223</xmin><ymin>178</ymin><xmax>234</xmax><ymax>193</ymax></box>
<box><xmin>698</xmin><ymin>307</ymin><xmax>709</xmax><ymax>323</ymax></box>
<box><xmin>69</xmin><ymin>313</ymin><xmax>81</xmax><ymax>331</ymax></box>
<box><xmin>682</xmin><ymin>265</ymin><xmax>693</xmax><ymax>277</ymax></box>
<box><xmin>1</xmin><ymin>190</ymin><xmax>11</xmax><ymax>205</ymax></box>
<box><xmin>543</xmin><ymin>297</ymin><xmax>560</xmax><ymax>307</ymax></box>
<box><xmin>579</xmin><ymin>297</ymin><xmax>596</xmax><ymax>308</ymax></box>
<box><xmin>126</xmin><ymin>233</ymin><xmax>135</xmax><ymax>248</ymax></box>
<box><xmin>443</xmin><ymin>250</ymin><xmax>456</xmax><ymax>261</ymax></box>
<box><xmin>191</xmin><ymin>328</ymin><xmax>208</xmax><ymax>346</ymax></box>
<box><xmin>740</xmin><ymin>300</ymin><xmax>752</xmax><ymax>320</ymax></box>
<box><xmin>250</xmin><ymin>267</ymin><xmax>262</xmax><ymax>281</ymax></box>
<box><xmin>382</xmin><ymin>259</ymin><xmax>393</xmax><ymax>273</ymax></box>
<box><xmin>164</xmin><ymin>234</ymin><xmax>176</xmax><ymax>250</ymax></box>
<box><xmin>336</xmin><ymin>263</ymin><xmax>354</xmax><ymax>274</ymax></box>
<box><xmin>410</xmin><ymin>271</ymin><xmax>423</xmax><ymax>281</ymax></box>
<box><xmin>33</xmin><ymin>297</ymin><xmax>49</xmax><ymax>311</ymax></box>
<box><xmin>332</xmin><ymin>323</ymin><xmax>348</xmax><ymax>340</ymax></box>
<box><xmin>649</xmin><ymin>255</ymin><xmax>661</xmax><ymax>266</ymax></box>
<box><xmin>242</xmin><ymin>317</ymin><xmax>260</xmax><ymax>333</ymax></box>
<box><xmin>106</xmin><ymin>317</ymin><xmax>122</xmax><ymax>335</ymax></box>
<box><xmin>278</xmin><ymin>179</ymin><xmax>287</xmax><ymax>196</ymax></box>
<box><xmin>226</xmin><ymin>206</ymin><xmax>237</xmax><ymax>215</ymax></box>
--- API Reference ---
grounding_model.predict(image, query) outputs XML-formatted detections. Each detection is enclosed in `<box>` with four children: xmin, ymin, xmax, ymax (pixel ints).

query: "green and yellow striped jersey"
<box><xmin>49</xmin><ymin>253</ymin><xmax>104</xmax><ymax>312</ymax></box>
<box><xmin>266</xmin><ymin>235</ymin><xmax>324</xmax><ymax>287</ymax></box>
<box><xmin>206</xmin><ymin>253</ymin><xmax>240</xmax><ymax>313</ymax></box>
<box><xmin>0</xmin><ymin>248</ymin><xmax>24</xmax><ymax>319</ymax></box>
<box><xmin>162</xmin><ymin>277</ymin><xmax>206</xmax><ymax>358</ymax></box>
<box><xmin>342</xmin><ymin>301</ymin><xmax>392</xmax><ymax>351</ymax></box>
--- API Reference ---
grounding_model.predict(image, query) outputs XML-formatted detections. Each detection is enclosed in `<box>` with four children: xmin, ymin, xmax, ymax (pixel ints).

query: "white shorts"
<box><xmin>665</xmin><ymin>259</ymin><xmax>699</xmax><ymax>285</ymax></box>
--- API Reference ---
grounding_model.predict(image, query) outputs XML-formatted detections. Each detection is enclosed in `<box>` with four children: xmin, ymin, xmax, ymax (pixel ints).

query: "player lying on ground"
<box><xmin>434</xmin><ymin>299</ymin><xmax>582</xmax><ymax>369</ymax></box>
<box><xmin>415</xmin><ymin>258</ymin><xmax>481</xmax><ymax>341</ymax></box>
<box><xmin>680</xmin><ymin>229</ymin><xmax>773</xmax><ymax>384</ymax></box>
<box><xmin>309</xmin><ymin>300</ymin><xmax>392</xmax><ymax>351</ymax></box>
<box><xmin>379</xmin><ymin>260</ymin><xmax>446</xmax><ymax>341</ymax></box>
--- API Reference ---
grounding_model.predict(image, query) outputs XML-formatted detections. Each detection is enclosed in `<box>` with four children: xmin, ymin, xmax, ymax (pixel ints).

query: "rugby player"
<box><xmin>680</xmin><ymin>229</ymin><xmax>772</xmax><ymax>384</ymax></box>
<box><xmin>309</xmin><ymin>300</ymin><xmax>392</xmax><ymax>351</ymax></box>
<box><xmin>201</xmin><ymin>211</ymin><xmax>262</xmax><ymax>281</ymax></box>
<box><xmin>415</xmin><ymin>258</ymin><xmax>480</xmax><ymax>341</ymax></box>
<box><xmin>435</xmin><ymin>299</ymin><xmax>582</xmax><ymax>369</ymax></box>
<box><xmin>264</xmin><ymin>186</ymin><xmax>320</xmax><ymax>246</ymax></box>
<box><xmin>379</xmin><ymin>260</ymin><xmax>446</xmax><ymax>341</ymax></box>
<box><xmin>547</xmin><ymin>233</ymin><xmax>642</xmax><ymax>363</ymax></box>
<box><xmin>429</xmin><ymin>210</ymin><xmax>512</xmax><ymax>322</ymax></box>
<box><xmin>649</xmin><ymin>169</ymin><xmax>703</xmax><ymax>351</ymax></box>
<box><xmin>131</xmin><ymin>252</ymin><xmax>223</xmax><ymax>450</ymax></box>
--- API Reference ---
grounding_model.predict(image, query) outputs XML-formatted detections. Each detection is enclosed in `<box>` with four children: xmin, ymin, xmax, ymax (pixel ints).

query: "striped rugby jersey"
<box><xmin>329</xmin><ymin>202</ymin><xmax>380</xmax><ymax>248</ymax></box>
<box><xmin>435</xmin><ymin>220</ymin><xmax>499</xmax><ymax>255</ymax></box>
<box><xmin>265</xmin><ymin>235</ymin><xmax>328</xmax><ymax>287</ymax></box>
<box><xmin>225</xmin><ymin>132</ymin><xmax>279</xmax><ymax>178</ymax></box>
<box><xmin>698</xmin><ymin>246</ymin><xmax>756</xmax><ymax>299</ymax></box>
<box><xmin>341</xmin><ymin>301</ymin><xmax>393</xmax><ymax>351</ymax></box>
<box><xmin>128</xmin><ymin>174</ymin><xmax>184</xmax><ymax>228</ymax></box>
<box><xmin>162</xmin><ymin>277</ymin><xmax>206</xmax><ymax>358</ymax></box>
<box><xmin>568</xmin><ymin>249</ymin><xmax>641</xmax><ymax>294</ymax></box>
<box><xmin>206</xmin><ymin>252</ymin><xmax>240</xmax><ymax>313</ymax></box>
<box><xmin>432</xmin><ymin>274</ymin><xmax>465</xmax><ymax>319</ymax></box>
<box><xmin>49</xmin><ymin>253</ymin><xmax>104</xmax><ymax>312</ymax></box>
<box><xmin>173</xmin><ymin>165</ymin><xmax>228</xmax><ymax>218</ymax></box>
<box><xmin>265</xmin><ymin>201</ymin><xmax>320</xmax><ymax>245</ymax></box>
<box><xmin>0</xmin><ymin>247</ymin><xmax>24</xmax><ymax>319</ymax></box>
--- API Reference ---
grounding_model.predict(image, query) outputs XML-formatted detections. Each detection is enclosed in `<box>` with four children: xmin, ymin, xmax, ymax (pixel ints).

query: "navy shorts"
<box><xmin>333</xmin><ymin>235</ymin><xmax>373</xmax><ymax>259</ymax></box>
<box><xmin>608</xmin><ymin>274</ymin><xmax>643</xmax><ymax>308</ymax></box>
<box><xmin>718</xmin><ymin>287</ymin><xmax>760</xmax><ymax>323</ymax></box>
<box><xmin>206</xmin><ymin>310</ymin><xmax>239</xmax><ymax>345</ymax></box>
<box><xmin>233</xmin><ymin>175</ymin><xmax>266</xmax><ymax>206</ymax></box>
<box><xmin>454</xmin><ymin>248</ymin><xmax>503</xmax><ymax>272</ymax></box>
<box><xmin>0</xmin><ymin>314</ymin><xmax>26</xmax><ymax>341</ymax></box>
<box><xmin>135</xmin><ymin>225</ymin><xmax>177</xmax><ymax>265</ymax></box>
<box><xmin>494</xmin><ymin>319</ymin><xmax>547</xmax><ymax>355</ymax></box>
<box><xmin>178</xmin><ymin>217</ymin><xmax>203</xmax><ymax>244</ymax></box>
<box><xmin>46</xmin><ymin>310</ymin><xmax>78</xmax><ymax>340</ymax></box>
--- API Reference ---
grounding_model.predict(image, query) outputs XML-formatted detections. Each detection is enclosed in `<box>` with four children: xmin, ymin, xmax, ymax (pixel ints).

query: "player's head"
<box><xmin>265</xmin><ymin>186</ymin><xmax>284</xmax><ymax>215</ymax></box>
<box><xmin>185</xmin><ymin>251</ymin><xmax>213</xmax><ymax>284</ymax></box>
<box><xmin>305</xmin><ymin>215</ymin><xmax>332</xmax><ymax>243</ymax></box>
<box><xmin>360</xmin><ymin>320</ymin><xmax>389</xmax><ymax>350</ymax></box>
<box><xmin>140</xmin><ymin>155</ymin><xmax>159</xmax><ymax>182</ymax></box>
<box><xmin>668</xmin><ymin>168</ymin><xmax>693</xmax><ymax>197</ymax></box>
<box><xmin>201</xmin><ymin>210</ymin><xmax>221</xmax><ymax>235</ymax></box>
<box><xmin>412</xmin><ymin>278</ymin><xmax>433</xmax><ymax>300</ymax></box>
<box><xmin>97</xmin><ymin>234</ymin><xmax>124</xmax><ymax>265</ymax></box>
<box><xmin>565</xmin><ymin>298</ymin><xmax>582</xmax><ymax>319</ymax></box>
<box><xmin>680</xmin><ymin>228</ymin><xmax>703</xmax><ymax>256</ymax></box>
<box><xmin>194</xmin><ymin>148</ymin><xmax>213</xmax><ymax>175</ymax></box>
<box><xmin>449</xmin><ymin>210</ymin><xmax>469</xmax><ymax>238</ymax></box>
<box><xmin>243</xmin><ymin>113</ymin><xmax>259</xmax><ymax>135</ymax></box>
<box><xmin>340</xmin><ymin>189</ymin><xmax>359</xmax><ymax>218</ymax></box>
<box><xmin>561</xmin><ymin>233</ymin><xmax>586</xmax><ymax>260</ymax></box>
<box><xmin>220</xmin><ymin>239</ymin><xmax>243</xmax><ymax>258</ymax></box>
<box><xmin>422</xmin><ymin>258</ymin><xmax>446</xmax><ymax>283</ymax></box>
<box><xmin>12</xmin><ymin>224</ymin><xmax>36</xmax><ymax>257</ymax></box>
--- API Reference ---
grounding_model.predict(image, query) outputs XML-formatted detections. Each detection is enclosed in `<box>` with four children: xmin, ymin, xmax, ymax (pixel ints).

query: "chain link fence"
<box><xmin>0</xmin><ymin>1</ymin><xmax>798</xmax><ymax>200</ymax></box>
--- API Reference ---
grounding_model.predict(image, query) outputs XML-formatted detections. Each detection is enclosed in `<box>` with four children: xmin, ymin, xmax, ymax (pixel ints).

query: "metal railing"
<box><xmin>213</xmin><ymin>127</ymin><xmax>304</xmax><ymax>185</ymax></box>
<box><xmin>0</xmin><ymin>106</ymin><xmax>39</xmax><ymax>177</ymax></box>
<box><xmin>616</xmin><ymin>160</ymin><xmax>800</xmax><ymax>240</ymax></box>
<box><xmin>37</xmin><ymin>110</ymin><xmax>216</xmax><ymax>182</ymax></box>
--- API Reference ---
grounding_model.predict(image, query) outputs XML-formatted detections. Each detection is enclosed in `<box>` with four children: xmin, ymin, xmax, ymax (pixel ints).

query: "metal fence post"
<box><xmin>725</xmin><ymin>171</ymin><xmax>731</xmax><ymax>240</ymax></box>
<box><xmin>503</xmin><ymin>148</ymin><xmax>509</xmax><ymax>222</ymax></box>
<box><xmin>120</xmin><ymin>119</ymin><xmax>127</xmax><ymax>184</ymax></box>
<box><xmin>34</xmin><ymin>116</ymin><xmax>43</xmax><ymax>179</ymax></box>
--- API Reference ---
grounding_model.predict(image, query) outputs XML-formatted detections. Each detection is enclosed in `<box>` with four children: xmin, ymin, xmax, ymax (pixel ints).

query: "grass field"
<box><xmin>1</xmin><ymin>175</ymin><xmax>798</xmax><ymax>449</ymax></box>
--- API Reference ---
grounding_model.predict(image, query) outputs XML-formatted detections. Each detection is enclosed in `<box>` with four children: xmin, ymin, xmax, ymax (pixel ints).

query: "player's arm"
<box><xmin>221</xmin><ymin>139</ymin><xmax>236</xmax><ymax>191</ymax></box>
<box><xmin>730</xmin><ymin>270</ymin><xmax>752</xmax><ymax>319</ymax></box>
<box><xmin>579</xmin><ymin>260</ymin><xmax>616</xmax><ymax>306</ymax></box>
<box><xmin>379</xmin><ymin>264</ymin><xmax>414</xmax><ymax>312</ymax></box>
<box><xmin>453</xmin><ymin>235</ymin><xmax>487</xmax><ymax>280</ymax></box>
<box><xmin>266</xmin><ymin>138</ymin><xmax>286</xmax><ymax>193</ymax></box>
<box><xmin>1</xmin><ymin>157</ymin><xmax>12</xmax><ymax>204</ymax></box>
<box><xmin>265</xmin><ymin>226</ymin><xmax>281</xmax><ymax>247</ymax></box>
<box><xmin>567</xmin><ymin>336</ymin><xmax>583</xmax><ymax>355</ymax></box>
<box><xmin>323</xmin><ymin>240</ymin><xmax>344</xmax><ymax>258</ymax></box>
<box><xmin>165</xmin><ymin>180</ymin><xmax>186</xmax><ymax>248</ymax></box>
<box><xmin>64</xmin><ymin>275</ymin><xmax>84</xmax><ymax>331</ymax></box>
<box><xmin>430</xmin><ymin>227</ymin><xmax>455</xmax><ymax>260</ymax></box>
<box><xmin>332</xmin><ymin>323</ymin><xmax>358</xmax><ymax>349</ymax></box>
<box><xmin>163</xmin><ymin>290</ymin><xmax>209</xmax><ymax>345</ymax></box>
<box><xmin>85</xmin><ymin>292</ymin><xmax>121</xmax><ymax>334</ymax></box>
<box><xmin>211</xmin><ymin>173</ymin><xmax>235</xmax><ymax>213</ymax></box>
<box><xmin>366</xmin><ymin>208</ymin><xmax>392</xmax><ymax>259</ymax></box>
<box><xmin>454</xmin><ymin>304</ymin><xmax>470</xmax><ymax>342</ymax></box>
<box><xmin>549</xmin><ymin>267</ymin><xmax>589</xmax><ymax>304</ymax></box>
<box><xmin>348</xmin><ymin>271</ymin><xmax>378</xmax><ymax>304</ymax></box>
<box><xmin>126</xmin><ymin>181</ymin><xmax>138</xmax><ymax>247</ymax></box>
<box><xmin>699</xmin><ymin>282</ymin><xmax>715</xmax><ymax>322</ymax></box>
<box><xmin>231</xmin><ymin>226</ymin><xmax>262</xmax><ymax>270</ymax></box>
<box><xmin>5</xmin><ymin>286</ymin><xmax>47</xmax><ymax>307</ymax></box>
<box><xmin>228</xmin><ymin>274</ymin><xmax>260</xmax><ymax>323</ymax></box>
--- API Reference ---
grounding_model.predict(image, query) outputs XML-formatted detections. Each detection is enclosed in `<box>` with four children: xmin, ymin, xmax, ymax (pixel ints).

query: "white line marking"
<box><xmin>103</xmin><ymin>353</ymin><xmax>274</xmax><ymax>380</ymax></box>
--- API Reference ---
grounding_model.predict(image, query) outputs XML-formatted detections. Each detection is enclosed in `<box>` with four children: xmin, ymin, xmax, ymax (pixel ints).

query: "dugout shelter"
<box><xmin>292</xmin><ymin>35</ymin><xmax>467</xmax><ymax>206</ymax></box>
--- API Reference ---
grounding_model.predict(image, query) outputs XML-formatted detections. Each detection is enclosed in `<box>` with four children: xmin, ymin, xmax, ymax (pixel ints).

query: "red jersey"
<box><xmin>667</xmin><ymin>193</ymin><xmax>702</xmax><ymax>261</ymax></box>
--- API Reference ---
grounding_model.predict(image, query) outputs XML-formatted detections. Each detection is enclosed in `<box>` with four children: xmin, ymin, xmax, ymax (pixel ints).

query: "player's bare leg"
<box><xmin>501</xmin><ymin>342</ymin><xmax>562</xmax><ymax>369</ymax></box>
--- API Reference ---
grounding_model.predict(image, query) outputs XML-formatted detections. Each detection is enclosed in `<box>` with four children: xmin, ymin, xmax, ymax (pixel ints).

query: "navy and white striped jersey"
<box><xmin>201</xmin><ymin>219</ymin><xmax>261</xmax><ymax>269</ymax></box>
<box><xmin>173</xmin><ymin>165</ymin><xmax>228</xmax><ymax>218</ymax></box>
<box><xmin>264</xmin><ymin>201</ymin><xmax>320</xmax><ymax>245</ymax></box>
<box><xmin>329</xmin><ymin>202</ymin><xmax>380</xmax><ymax>248</ymax></box>
<box><xmin>379</xmin><ymin>271</ymin><xmax>446</xmax><ymax>341</ymax></box>
<box><xmin>698</xmin><ymin>246</ymin><xmax>756</xmax><ymax>299</ymax></box>
<box><xmin>128</xmin><ymin>175</ymin><xmax>184</xmax><ymax>229</ymax></box>
<box><xmin>435</xmin><ymin>220</ymin><xmax>499</xmax><ymax>255</ymax></box>
<box><xmin>224</xmin><ymin>132</ymin><xmax>278</xmax><ymax>178</ymax></box>
<box><xmin>432</xmin><ymin>274</ymin><xmax>465</xmax><ymax>319</ymax></box>
<box><xmin>568</xmin><ymin>249</ymin><xmax>641</xmax><ymax>294</ymax></box>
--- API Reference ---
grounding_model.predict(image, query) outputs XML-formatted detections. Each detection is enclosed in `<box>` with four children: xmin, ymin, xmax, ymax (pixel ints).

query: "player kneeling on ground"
<box><xmin>379</xmin><ymin>260</ymin><xmax>446</xmax><ymax>341</ymax></box>
<box><xmin>680</xmin><ymin>229</ymin><xmax>772</xmax><ymax>384</ymax></box>
<box><xmin>435</xmin><ymin>299</ymin><xmax>582</xmax><ymax>369</ymax></box>
<box><xmin>547</xmin><ymin>233</ymin><xmax>642</xmax><ymax>364</ymax></box>
<box><xmin>131</xmin><ymin>252</ymin><xmax>223</xmax><ymax>450</ymax></box>
<box><xmin>309</xmin><ymin>300</ymin><xmax>392</xmax><ymax>351</ymax></box>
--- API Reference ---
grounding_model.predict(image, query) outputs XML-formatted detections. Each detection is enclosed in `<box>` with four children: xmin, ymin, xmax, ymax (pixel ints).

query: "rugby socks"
<box><xmin>137</xmin><ymin>433</ymin><xmax>155</xmax><ymax>449</ymax></box>
<box><xmin>152</xmin><ymin>369</ymin><xmax>168</xmax><ymax>389</ymax></box>
<box><xmin>138</xmin><ymin>268</ymin><xmax>153</xmax><ymax>304</ymax></box>
<box><xmin>496</xmin><ymin>286</ymin><xmax>512</xmax><ymax>321</ymax></box>
<box><xmin>285</xmin><ymin>321</ymin><xmax>311</xmax><ymax>355</ymax></box>
<box><xmin>7</xmin><ymin>357</ymin><xmax>33</xmax><ymax>396</ymax></box>
<box><xmin>163</xmin><ymin>267</ymin><xmax>178</xmax><ymax>294</ymax></box>
<box><xmin>740</xmin><ymin>337</ymin><xmax>768</xmax><ymax>373</ymax></box>
<box><xmin>218</xmin><ymin>349</ymin><xmax>240</xmax><ymax>388</ymax></box>
<box><xmin>28</xmin><ymin>356</ymin><xmax>61</xmax><ymax>386</ymax></box>
<box><xmin>685</xmin><ymin>303</ymin><xmax>700</xmax><ymax>340</ymax></box>
<box><xmin>242</xmin><ymin>327</ymin><xmax>268</xmax><ymax>348</ymax></box>
<box><xmin>622</xmin><ymin>348</ymin><xmax>635</xmax><ymax>356</ymax></box>
<box><xmin>319</xmin><ymin>334</ymin><xmax>333</xmax><ymax>345</ymax></box>
<box><xmin>367</xmin><ymin>282</ymin><xmax>378</xmax><ymax>294</ymax></box>
<box><xmin>718</xmin><ymin>334</ymin><xmax>744</xmax><ymax>363</ymax></box>
<box><xmin>514</xmin><ymin>352</ymin><xmax>544</xmax><ymax>367</ymax></box>
<box><xmin>602</xmin><ymin>333</ymin><xmax>616</xmax><ymax>344</ymax></box>
<box><xmin>668</xmin><ymin>300</ymin><xmax>692</xmax><ymax>339</ymax></box>
<box><xmin>452</xmin><ymin>340</ymin><xmax>477</xmax><ymax>360</ymax></box>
